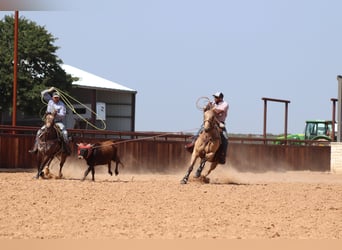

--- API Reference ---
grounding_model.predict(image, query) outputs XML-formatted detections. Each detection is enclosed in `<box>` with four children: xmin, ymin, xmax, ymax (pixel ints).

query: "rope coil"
<box><xmin>196</xmin><ymin>96</ymin><xmax>211</xmax><ymax>111</ymax></box>
<box><xmin>40</xmin><ymin>87</ymin><xmax>106</xmax><ymax>130</ymax></box>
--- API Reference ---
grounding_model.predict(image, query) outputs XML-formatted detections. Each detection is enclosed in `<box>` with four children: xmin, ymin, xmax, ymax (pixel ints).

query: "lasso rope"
<box><xmin>196</xmin><ymin>96</ymin><xmax>211</xmax><ymax>110</ymax></box>
<box><xmin>40</xmin><ymin>87</ymin><xmax>106</xmax><ymax>130</ymax></box>
<box><xmin>84</xmin><ymin>97</ymin><xmax>208</xmax><ymax>149</ymax></box>
<box><xmin>39</xmin><ymin>91</ymin><xmax>207</xmax><ymax>148</ymax></box>
<box><xmin>86</xmin><ymin>127</ymin><xmax>199</xmax><ymax>149</ymax></box>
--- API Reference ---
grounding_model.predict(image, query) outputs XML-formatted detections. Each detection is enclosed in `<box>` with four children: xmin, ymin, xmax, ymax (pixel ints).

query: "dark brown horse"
<box><xmin>35</xmin><ymin>113</ymin><xmax>68</xmax><ymax>179</ymax></box>
<box><xmin>180</xmin><ymin>104</ymin><xmax>221</xmax><ymax>184</ymax></box>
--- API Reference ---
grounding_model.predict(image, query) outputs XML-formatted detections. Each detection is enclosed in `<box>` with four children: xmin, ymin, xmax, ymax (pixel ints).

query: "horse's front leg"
<box><xmin>44</xmin><ymin>157</ymin><xmax>54</xmax><ymax>172</ymax></box>
<box><xmin>37</xmin><ymin>156</ymin><xmax>52</xmax><ymax>179</ymax></box>
<box><xmin>180</xmin><ymin>154</ymin><xmax>198</xmax><ymax>184</ymax></box>
<box><xmin>194</xmin><ymin>158</ymin><xmax>207</xmax><ymax>178</ymax></box>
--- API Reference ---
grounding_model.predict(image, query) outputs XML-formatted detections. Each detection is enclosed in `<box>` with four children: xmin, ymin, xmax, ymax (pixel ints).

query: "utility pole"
<box><xmin>12</xmin><ymin>10</ymin><xmax>19</xmax><ymax>126</ymax></box>
<box><xmin>337</xmin><ymin>76</ymin><xmax>342</xmax><ymax>142</ymax></box>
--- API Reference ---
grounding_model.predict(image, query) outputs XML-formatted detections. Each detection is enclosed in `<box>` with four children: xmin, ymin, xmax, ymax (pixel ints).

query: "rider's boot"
<box><xmin>29</xmin><ymin>129</ymin><xmax>43</xmax><ymax>154</ymax></box>
<box><xmin>185</xmin><ymin>136</ymin><xmax>199</xmax><ymax>153</ymax></box>
<box><xmin>217</xmin><ymin>133</ymin><xmax>228</xmax><ymax>164</ymax></box>
<box><xmin>184</xmin><ymin>141</ymin><xmax>195</xmax><ymax>153</ymax></box>
<box><xmin>185</xmin><ymin>127</ymin><xmax>203</xmax><ymax>153</ymax></box>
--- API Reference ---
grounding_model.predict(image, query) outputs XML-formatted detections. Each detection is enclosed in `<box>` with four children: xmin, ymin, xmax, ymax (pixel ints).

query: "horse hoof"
<box><xmin>194</xmin><ymin>172</ymin><xmax>201</xmax><ymax>178</ymax></box>
<box><xmin>180</xmin><ymin>179</ymin><xmax>187</xmax><ymax>184</ymax></box>
<box><xmin>200</xmin><ymin>176</ymin><xmax>210</xmax><ymax>184</ymax></box>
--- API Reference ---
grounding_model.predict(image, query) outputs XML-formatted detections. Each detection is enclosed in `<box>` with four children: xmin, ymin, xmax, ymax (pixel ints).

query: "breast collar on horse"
<box><xmin>203</xmin><ymin>115</ymin><xmax>221</xmax><ymax>132</ymax></box>
<box><xmin>201</xmin><ymin>121</ymin><xmax>221</xmax><ymax>146</ymax></box>
<box><xmin>38</xmin><ymin>125</ymin><xmax>59</xmax><ymax>141</ymax></box>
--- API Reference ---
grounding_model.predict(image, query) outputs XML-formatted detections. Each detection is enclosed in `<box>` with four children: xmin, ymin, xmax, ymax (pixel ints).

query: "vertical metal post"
<box><xmin>337</xmin><ymin>76</ymin><xmax>342</xmax><ymax>142</ymax></box>
<box><xmin>12</xmin><ymin>10</ymin><xmax>19</xmax><ymax>127</ymax></box>
<box><xmin>262</xmin><ymin>97</ymin><xmax>290</xmax><ymax>144</ymax></box>
<box><xmin>284</xmin><ymin>102</ymin><xmax>289</xmax><ymax>143</ymax></box>
<box><xmin>131</xmin><ymin>93</ymin><xmax>136</xmax><ymax>132</ymax></box>
<box><xmin>263</xmin><ymin>99</ymin><xmax>267</xmax><ymax>144</ymax></box>
<box><xmin>331</xmin><ymin>98</ymin><xmax>338</xmax><ymax>141</ymax></box>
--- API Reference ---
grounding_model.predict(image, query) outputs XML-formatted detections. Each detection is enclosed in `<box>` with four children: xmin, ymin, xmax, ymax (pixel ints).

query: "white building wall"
<box><xmin>330</xmin><ymin>142</ymin><xmax>342</xmax><ymax>173</ymax></box>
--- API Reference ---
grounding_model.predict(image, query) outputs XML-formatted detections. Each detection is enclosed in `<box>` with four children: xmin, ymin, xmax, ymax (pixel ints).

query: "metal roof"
<box><xmin>62</xmin><ymin>64</ymin><xmax>137</xmax><ymax>93</ymax></box>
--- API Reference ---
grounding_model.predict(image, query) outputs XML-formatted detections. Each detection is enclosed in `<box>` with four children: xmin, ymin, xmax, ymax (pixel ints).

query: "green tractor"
<box><xmin>275</xmin><ymin>120</ymin><xmax>335</xmax><ymax>144</ymax></box>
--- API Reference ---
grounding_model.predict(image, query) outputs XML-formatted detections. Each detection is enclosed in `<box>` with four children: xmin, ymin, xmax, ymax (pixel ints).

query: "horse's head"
<box><xmin>44</xmin><ymin>113</ymin><xmax>55</xmax><ymax>128</ymax></box>
<box><xmin>203</xmin><ymin>102</ymin><xmax>214</xmax><ymax>112</ymax></box>
<box><xmin>203</xmin><ymin>108</ymin><xmax>216</xmax><ymax>132</ymax></box>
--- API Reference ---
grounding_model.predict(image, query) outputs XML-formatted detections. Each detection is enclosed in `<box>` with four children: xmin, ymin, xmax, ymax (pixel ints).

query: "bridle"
<box><xmin>203</xmin><ymin>110</ymin><xmax>218</xmax><ymax>132</ymax></box>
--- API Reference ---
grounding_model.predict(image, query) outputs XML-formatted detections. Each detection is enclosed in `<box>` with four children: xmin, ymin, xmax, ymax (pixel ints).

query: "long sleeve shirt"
<box><xmin>41</xmin><ymin>89</ymin><xmax>66</xmax><ymax>123</ymax></box>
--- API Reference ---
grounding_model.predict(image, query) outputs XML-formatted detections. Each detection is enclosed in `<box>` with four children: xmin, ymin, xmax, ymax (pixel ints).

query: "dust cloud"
<box><xmin>44</xmin><ymin>153</ymin><xmax>342</xmax><ymax>185</ymax></box>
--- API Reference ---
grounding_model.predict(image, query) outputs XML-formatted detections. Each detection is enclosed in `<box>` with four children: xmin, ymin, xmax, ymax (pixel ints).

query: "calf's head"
<box><xmin>76</xmin><ymin>143</ymin><xmax>93</xmax><ymax>159</ymax></box>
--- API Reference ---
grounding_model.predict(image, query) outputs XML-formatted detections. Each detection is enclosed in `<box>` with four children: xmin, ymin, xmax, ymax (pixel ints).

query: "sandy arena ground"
<box><xmin>1</xmin><ymin>159</ymin><xmax>342</xmax><ymax>239</ymax></box>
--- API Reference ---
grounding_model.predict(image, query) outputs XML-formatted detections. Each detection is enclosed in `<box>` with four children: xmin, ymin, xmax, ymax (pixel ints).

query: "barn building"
<box><xmin>1</xmin><ymin>65</ymin><xmax>137</xmax><ymax>132</ymax></box>
<box><xmin>62</xmin><ymin>65</ymin><xmax>137</xmax><ymax>131</ymax></box>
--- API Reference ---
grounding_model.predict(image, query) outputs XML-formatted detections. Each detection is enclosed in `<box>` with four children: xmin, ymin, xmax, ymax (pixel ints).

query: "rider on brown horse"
<box><xmin>29</xmin><ymin>87</ymin><xmax>71</xmax><ymax>155</ymax></box>
<box><xmin>185</xmin><ymin>92</ymin><xmax>229</xmax><ymax>164</ymax></box>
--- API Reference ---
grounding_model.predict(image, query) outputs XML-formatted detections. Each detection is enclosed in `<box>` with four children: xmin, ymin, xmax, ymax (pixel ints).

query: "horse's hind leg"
<box><xmin>203</xmin><ymin>162</ymin><xmax>218</xmax><ymax>178</ymax></box>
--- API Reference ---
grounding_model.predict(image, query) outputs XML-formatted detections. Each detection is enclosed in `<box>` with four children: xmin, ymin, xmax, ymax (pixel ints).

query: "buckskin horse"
<box><xmin>180</xmin><ymin>103</ymin><xmax>222</xmax><ymax>184</ymax></box>
<box><xmin>34</xmin><ymin>113</ymin><xmax>68</xmax><ymax>179</ymax></box>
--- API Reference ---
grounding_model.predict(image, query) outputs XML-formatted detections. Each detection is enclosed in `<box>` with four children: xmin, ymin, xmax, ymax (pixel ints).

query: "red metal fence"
<box><xmin>0</xmin><ymin>125</ymin><xmax>330</xmax><ymax>172</ymax></box>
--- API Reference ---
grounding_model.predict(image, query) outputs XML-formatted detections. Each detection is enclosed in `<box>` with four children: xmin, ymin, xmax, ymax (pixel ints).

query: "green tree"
<box><xmin>0</xmin><ymin>14</ymin><xmax>73</xmax><ymax>123</ymax></box>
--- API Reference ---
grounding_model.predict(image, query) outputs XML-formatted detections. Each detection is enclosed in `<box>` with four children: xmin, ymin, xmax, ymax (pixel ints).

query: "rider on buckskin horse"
<box><xmin>28</xmin><ymin>86</ymin><xmax>71</xmax><ymax>155</ymax></box>
<box><xmin>185</xmin><ymin>91</ymin><xmax>229</xmax><ymax>164</ymax></box>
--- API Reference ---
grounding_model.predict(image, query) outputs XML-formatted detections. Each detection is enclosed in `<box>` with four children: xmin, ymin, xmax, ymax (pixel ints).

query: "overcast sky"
<box><xmin>1</xmin><ymin>0</ymin><xmax>342</xmax><ymax>134</ymax></box>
